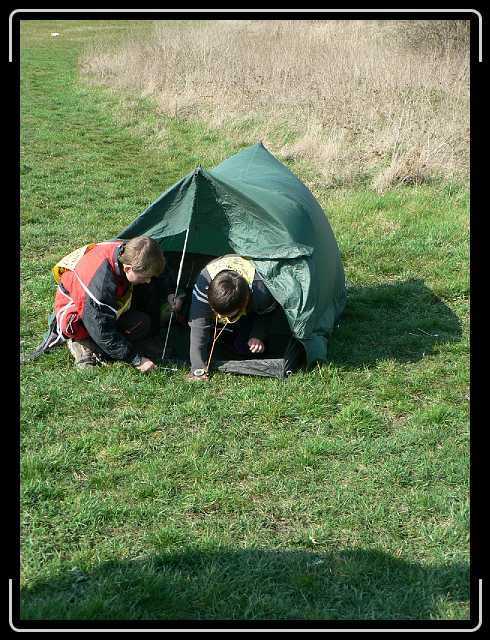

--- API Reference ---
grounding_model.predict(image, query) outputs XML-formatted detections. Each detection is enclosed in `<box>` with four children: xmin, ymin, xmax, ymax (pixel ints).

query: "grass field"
<box><xmin>19</xmin><ymin>19</ymin><xmax>470</xmax><ymax>622</ymax></box>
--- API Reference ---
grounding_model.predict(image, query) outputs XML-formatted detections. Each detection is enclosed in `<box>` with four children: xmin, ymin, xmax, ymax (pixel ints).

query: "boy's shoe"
<box><xmin>67</xmin><ymin>339</ymin><xmax>99</xmax><ymax>369</ymax></box>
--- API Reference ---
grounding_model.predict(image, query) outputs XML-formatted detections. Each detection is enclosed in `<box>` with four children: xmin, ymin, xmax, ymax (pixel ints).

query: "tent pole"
<box><xmin>161</xmin><ymin>226</ymin><xmax>190</xmax><ymax>363</ymax></box>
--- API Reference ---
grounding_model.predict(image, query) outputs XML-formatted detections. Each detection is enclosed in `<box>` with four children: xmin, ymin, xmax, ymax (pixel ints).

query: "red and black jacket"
<box><xmin>53</xmin><ymin>241</ymin><xmax>136</xmax><ymax>362</ymax></box>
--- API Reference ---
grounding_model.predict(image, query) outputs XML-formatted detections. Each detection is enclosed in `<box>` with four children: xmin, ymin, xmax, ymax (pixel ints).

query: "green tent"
<box><xmin>118</xmin><ymin>142</ymin><xmax>346</xmax><ymax>376</ymax></box>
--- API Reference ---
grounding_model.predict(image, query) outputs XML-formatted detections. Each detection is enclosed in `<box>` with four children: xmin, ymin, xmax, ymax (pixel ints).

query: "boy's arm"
<box><xmin>188</xmin><ymin>316</ymin><xmax>213</xmax><ymax>371</ymax></box>
<box><xmin>79</xmin><ymin>261</ymin><xmax>137</xmax><ymax>363</ymax></box>
<box><xmin>82</xmin><ymin>304</ymin><xmax>136</xmax><ymax>362</ymax></box>
<box><xmin>250</xmin><ymin>314</ymin><xmax>268</xmax><ymax>342</ymax></box>
<box><xmin>188</xmin><ymin>269</ymin><xmax>213</xmax><ymax>374</ymax></box>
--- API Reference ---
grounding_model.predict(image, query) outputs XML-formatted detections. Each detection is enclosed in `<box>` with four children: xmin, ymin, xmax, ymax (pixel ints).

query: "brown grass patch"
<box><xmin>80</xmin><ymin>20</ymin><xmax>469</xmax><ymax>190</ymax></box>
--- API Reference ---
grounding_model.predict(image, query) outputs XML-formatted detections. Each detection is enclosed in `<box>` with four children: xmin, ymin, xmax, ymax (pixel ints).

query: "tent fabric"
<box><xmin>118</xmin><ymin>142</ymin><xmax>346</xmax><ymax>367</ymax></box>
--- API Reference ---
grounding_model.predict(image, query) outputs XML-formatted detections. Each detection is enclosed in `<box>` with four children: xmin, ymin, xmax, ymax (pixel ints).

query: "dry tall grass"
<box><xmin>80</xmin><ymin>20</ymin><xmax>470</xmax><ymax>190</ymax></box>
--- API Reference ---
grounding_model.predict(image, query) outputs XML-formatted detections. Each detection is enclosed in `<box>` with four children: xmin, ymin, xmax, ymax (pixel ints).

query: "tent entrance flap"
<box><xmin>213</xmin><ymin>336</ymin><xmax>305</xmax><ymax>378</ymax></box>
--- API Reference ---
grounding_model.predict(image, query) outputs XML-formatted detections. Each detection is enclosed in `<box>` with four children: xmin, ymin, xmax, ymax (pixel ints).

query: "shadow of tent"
<box><xmin>327</xmin><ymin>279</ymin><xmax>463</xmax><ymax>369</ymax></box>
<box><xmin>19</xmin><ymin>547</ymin><xmax>469</xmax><ymax>622</ymax></box>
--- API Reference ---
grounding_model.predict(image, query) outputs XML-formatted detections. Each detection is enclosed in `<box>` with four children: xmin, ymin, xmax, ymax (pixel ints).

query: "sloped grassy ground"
<box><xmin>19</xmin><ymin>21</ymin><xmax>469</xmax><ymax>621</ymax></box>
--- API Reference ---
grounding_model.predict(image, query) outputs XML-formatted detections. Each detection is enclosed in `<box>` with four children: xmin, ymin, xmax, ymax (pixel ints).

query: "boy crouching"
<box><xmin>53</xmin><ymin>236</ymin><xmax>167</xmax><ymax>372</ymax></box>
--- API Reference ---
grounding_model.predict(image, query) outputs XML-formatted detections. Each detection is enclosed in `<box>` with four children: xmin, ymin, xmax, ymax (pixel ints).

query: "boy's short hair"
<box><xmin>207</xmin><ymin>270</ymin><xmax>249</xmax><ymax>315</ymax></box>
<box><xmin>119</xmin><ymin>236</ymin><xmax>165</xmax><ymax>278</ymax></box>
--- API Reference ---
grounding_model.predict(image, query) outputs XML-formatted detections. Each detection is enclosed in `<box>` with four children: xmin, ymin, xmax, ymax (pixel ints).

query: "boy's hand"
<box><xmin>136</xmin><ymin>356</ymin><xmax>157</xmax><ymax>373</ymax></box>
<box><xmin>168</xmin><ymin>293</ymin><xmax>184</xmax><ymax>312</ymax></box>
<box><xmin>187</xmin><ymin>370</ymin><xmax>209</xmax><ymax>382</ymax></box>
<box><xmin>248</xmin><ymin>338</ymin><xmax>265</xmax><ymax>354</ymax></box>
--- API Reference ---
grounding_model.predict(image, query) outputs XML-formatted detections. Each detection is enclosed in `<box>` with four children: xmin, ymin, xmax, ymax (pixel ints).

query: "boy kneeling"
<box><xmin>53</xmin><ymin>236</ymin><xmax>169</xmax><ymax>372</ymax></box>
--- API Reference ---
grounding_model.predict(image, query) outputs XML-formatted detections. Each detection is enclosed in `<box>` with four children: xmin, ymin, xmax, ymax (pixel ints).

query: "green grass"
<box><xmin>19</xmin><ymin>20</ymin><xmax>469</xmax><ymax>622</ymax></box>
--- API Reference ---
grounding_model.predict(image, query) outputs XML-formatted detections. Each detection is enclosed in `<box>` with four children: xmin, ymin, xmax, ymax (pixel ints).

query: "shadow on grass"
<box><xmin>328</xmin><ymin>279</ymin><xmax>463</xmax><ymax>369</ymax></box>
<box><xmin>19</xmin><ymin>547</ymin><xmax>469</xmax><ymax>622</ymax></box>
